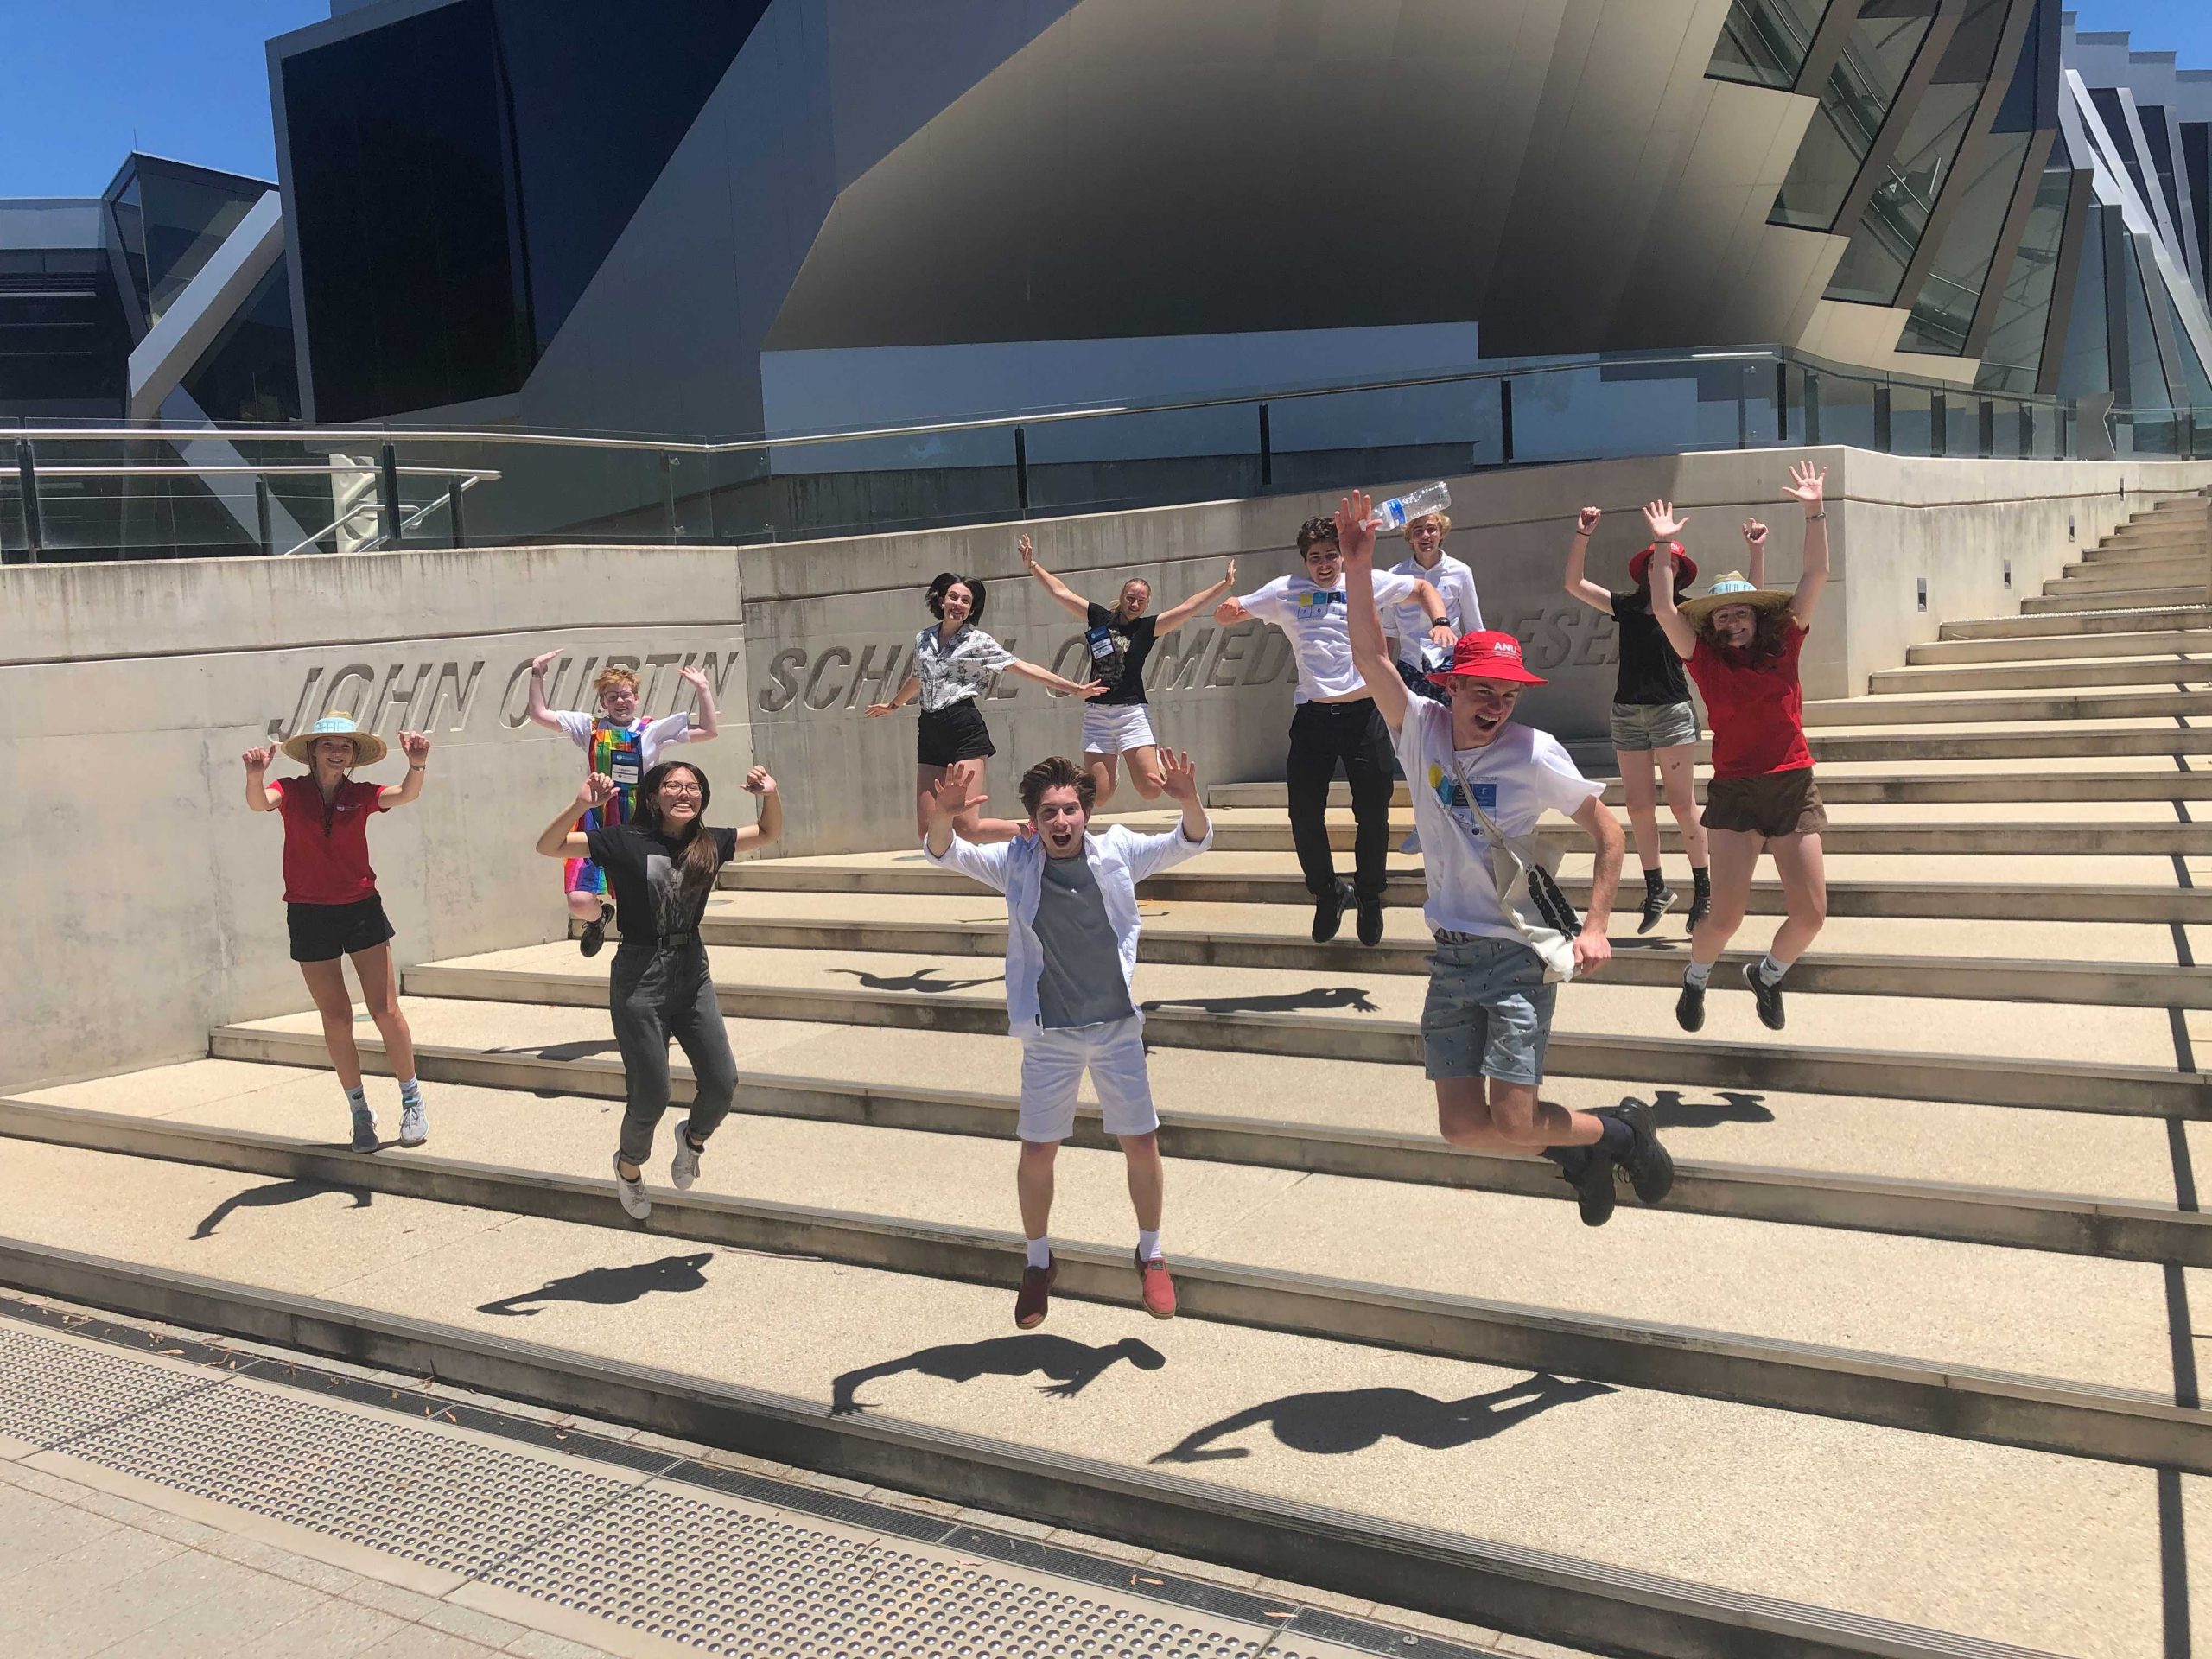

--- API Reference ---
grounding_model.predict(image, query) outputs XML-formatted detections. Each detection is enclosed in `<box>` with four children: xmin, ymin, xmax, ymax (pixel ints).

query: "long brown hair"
<box><xmin>1697</xmin><ymin>605</ymin><xmax>1794</xmax><ymax>669</ymax></box>
<box><xmin>633</xmin><ymin>762</ymin><xmax>726</xmax><ymax>897</ymax></box>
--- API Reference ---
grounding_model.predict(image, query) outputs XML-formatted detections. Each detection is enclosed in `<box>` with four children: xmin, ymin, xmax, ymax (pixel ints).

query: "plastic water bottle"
<box><xmin>1370</xmin><ymin>480</ymin><xmax>1452</xmax><ymax>531</ymax></box>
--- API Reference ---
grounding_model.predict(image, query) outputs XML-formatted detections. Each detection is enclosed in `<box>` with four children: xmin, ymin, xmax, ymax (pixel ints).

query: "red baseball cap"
<box><xmin>1629</xmin><ymin>542</ymin><xmax>1696</xmax><ymax>589</ymax></box>
<box><xmin>1427</xmin><ymin>630</ymin><xmax>1547</xmax><ymax>688</ymax></box>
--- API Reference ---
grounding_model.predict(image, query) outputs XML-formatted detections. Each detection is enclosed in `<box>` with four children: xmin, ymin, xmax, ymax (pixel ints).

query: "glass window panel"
<box><xmin>2136</xmin><ymin>105</ymin><xmax>2186</xmax><ymax>238</ymax></box>
<box><xmin>1707</xmin><ymin>0</ymin><xmax>1832</xmax><ymax>89</ymax></box>
<box><xmin>1890</xmin><ymin>382</ymin><xmax>1934</xmax><ymax>454</ymax></box>
<box><xmin>1506</xmin><ymin>361</ymin><xmax>1767</xmax><ymax>465</ymax></box>
<box><xmin>1988</xmin><ymin>398</ymin><xmax>2020</xmax><ymax>456</ymax></box>
<box><xmin>179</xmin><ymin>264</ymin><xmax>301</xmax><ymax>423</ymax></box>
<box><xmin>2183</xmin><ymin>122</ymin><xmax>2210</xmax><ymax>289</ymax></box>
<box><xmin>1897</xmin><ymin>128</ymin><xmax>2032</xmax><ymax>353</ymax></box>
<box><xmin>2056</xmin><ymin>206</ymin><xmax>2112</xmax><ymax>399</ymax></box>
<box><xmin>2116</xmin><ymin>232</ymin><xmax>2171</xmax><ymax>410</ymax></box>
<box><xmin>1974</xmin><ymin>163</ymin><xmax>2071</xmax><ymax>395</ymax></box>
<box><xmin>1826</xmin><ymin>81</ymin><xmax>1980</xmax><ymax>303</ymax></box>
<box><xmin>2088</xmin><ymin>87</ymin><xmax>2157</xmax><ymax>212</ymax></box>
<box><xmin>135</xmin><ymin>166</ymin><xmax>264</xmax><ymax>322</ymax></box>
<box><xmin>1022</xmin><ymin>403</ymin><xmax>1260</xmax><ymax>513</ymax></box>
<box><xmin>1770</xmin><ymin>4</ymin><xmax>1937</xmax><ymax>231</ymax></box>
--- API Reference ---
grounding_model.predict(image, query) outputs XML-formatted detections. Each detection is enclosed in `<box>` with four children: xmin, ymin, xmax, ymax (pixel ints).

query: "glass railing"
<box><xmin>2106</xmin><ymin>406</ymin><xmax>2212</xmax><ymax>460</ymax></box>
<box><xmin>0</xmin><ymin>344</ymin><xmax>2101</xmax><ymax>564</ymax></box>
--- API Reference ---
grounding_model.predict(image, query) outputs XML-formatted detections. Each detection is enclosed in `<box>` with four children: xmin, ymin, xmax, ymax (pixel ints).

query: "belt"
<box><xmin>653</xmin><ymin>930</ymin><xmax>700</xmax><ymax>950</ymax></box>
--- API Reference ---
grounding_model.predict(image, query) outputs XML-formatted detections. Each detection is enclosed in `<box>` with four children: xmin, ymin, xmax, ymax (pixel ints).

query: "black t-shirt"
<box><xmin>1084</xmin><ymin>602</ymin><xmax>1159</xmax><ymax>705</ymax></box>
<box><xmin>1611</xmin><ymin>587</ymin><xmax>1692</xmax><ymax>707</ymax></box>
<box><xmin>584</xmin><ymin>823</ymin><xmax>739</xmax><ymax>946</ymax></box>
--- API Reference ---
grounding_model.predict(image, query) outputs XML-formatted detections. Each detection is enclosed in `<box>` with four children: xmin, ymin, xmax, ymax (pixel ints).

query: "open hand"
<box><xmin>577</xmin><ymin>772</ymin><xmax>615</xmax><ymax>809</ymax></box>
<box><xmin>1018</xmin><ymin>532</ymin><xmax>1036</xmax><ymax>572</ymax></box>
<box><xmin>1157</xmin><ymin>749</ymin><xmax>1199</xmax><ymax>804</ymax></box>
<box><xmin>1223</xmin><ymin>556</ymin><xmax>1236</xmax><ymax>588</ymax></box>
<box><xmin>864</xmin><ymin>702</ymin><xmax>898</xmax><ymax>718</ymax></box>
<box><xmin>741</xmin><ymin>766</ymin><xmax>776</xmax><ymax>795</ymax></box>
<box><xmin>242</xmin><ymin>744</ymin><xmax>273</xmax><ymax>771</ymax></box>
<box><xmin>1333</xmin><ymin>491</ymin><xmax>1378</xmax><ymax>568</ymax></box>
<box><xmin>1741</xmin><ymin>518</ymin><xmax>1768</xmax><ymax>550</ymax></box>
<box><xmin>397</xmin><ymin>730</ymin><xmax>430</xmax><ymax>762</ymax></box>
<box><xmin>928</xmin><ymin>770</ymin><xmax>980</xmax><ymax>824</ymax></box>
<box><xmin>1070</xmin><ymin>679</ymin><xmax>1111</xmax><ymax>700</ymax></box>
<box><xmin>530</xmin><ymin>646</ymin><xmax>563</xmax><ymax>675</ymax></box>
<box><xmin>1783</xmin><ymin>461</ymin><xmax>1826</xmax><ymax>509</ymax></box>
<box><xmin>1576</xmin><ymin>506</ymin><xmax>1601</xmax><ymax>536</ymax></box>
<box><xmin>676</xmin><ymin>664</ymin><xmax>710</xmax><ymax>696</ymax></box>
<box><xmin>1643</xmin><ymin>500</ymin><xmax>1690</xmax><ymax>541</ymax></box>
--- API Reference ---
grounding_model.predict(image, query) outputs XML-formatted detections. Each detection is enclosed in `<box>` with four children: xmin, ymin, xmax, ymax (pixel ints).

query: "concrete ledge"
<box><xmin>397</xmin><ymin>965</ymin><xmax>2212</xmax><ymax>1117</ymax></box>
<box><xmin>0</xmin><ymin>1129</ymin><xmax>2197</xmax><ymax>1479</ymax></box>
<box><xmin>1802</xmin><ymin>688</ymin><xmax>2212</xmax><ymax>725</ymax></box>
<box><xmin>1217</xmin><ymin>772</ymin><xmax>2212</xmax><ymax>806</ymax></box>
<box><xmin>1938</xmin><ymin>607</ymin><xmax>2212</xmax><ymax>639</ymax></box>
<box><xmin>0</xmin><ymin>1249</ymin><xmax>2069</xmax><ymax>1659</ymax></box>
<box><xmin>1208</xmin><ymin>819</ymin><xmax>2212</xmax><ymax>856</ymax></box>
<box><xmin>183</xmin><ymin>1038</ymin><xmax>2212</xmax><ymax>1266</ymax></box>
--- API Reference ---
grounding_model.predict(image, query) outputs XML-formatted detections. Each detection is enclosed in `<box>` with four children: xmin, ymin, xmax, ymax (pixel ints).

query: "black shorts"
<box><xmin>288</xmin><ymin>895</ymin><xmax>396</xmax><ymax>963</ymax></box>
<box><xmin>917</xmin><ymin>699</ymin><xmax>995</xmax><ymax>766</ymax></box>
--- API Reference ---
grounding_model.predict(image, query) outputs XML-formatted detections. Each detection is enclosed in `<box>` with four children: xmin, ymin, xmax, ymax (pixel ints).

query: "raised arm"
<box><xmin>730</xmin><ymin>766</ymin><xmax>782</xmax><ymax>850</ymax></box>
<box><xmin>1782</xmin><ymin>462</ymin><xmax>1830</xmax><ymax>627</ymax></box>
<box><xmin>677</xmin><ymin>664</ymin><xmax>721</xmax><ymax>742</ymax></box>
<box><xmin>1154</xmin><ymin>748</ymin><xmax>1210</xmax><ymax>844</ymax></box>
<box><xmin>1741</xmin><ymin>517</ymin><xmax>1770</xmax><ymax>591</ymax></box>
<box><xmin>524</xmin><ymin>647</ymin><xmax>566</xmax><ymax>731</ymax></box>
<box><xmin>1338</xmin><ymin>491</ymin><xmax>1410</xmax><ymax>734</ymax></box>
<box><xmin>1005</xmin><ymin>658</ymin><xmax>1109</xmax><ymax>699</ymax></box>
<box><xmin>1155</xmin><ymin>559</ymin><xmax>1236</xmax><ymax>635</ymax></box>
<box><xmin>1018</xmin><ymin>533</ymin><xmax>1094</xmax><ymax>621</ymax></box>
<box><xmin>242</xmin><ymin>746</ymin><xmax>283</xmax><ymax>811</ymax></box>
<box><xmin>864</xmin><ymin>673</ymin><xmax>922</xmax><ymax>718</ymax></box>
<box><xmin>537</xmin><ymin>773</ymin><xmax>612</xmax><ymax>858</ymax></box>
<box><xmin>1567</xmin><ymin>794</ymin><xmax>1624</xmax><ymax>976</ymax></box>
<box><xmin>1644</xmin><ymin>501</ymin><xmax>1699</xmax><ymax>661</ymax></box>
<box><xmin>1562</xmin><ymin>507</ymin><xmax>1613</xmax><ymax>614</ymax></box>
<box><xmin>378</xmin><ymin>731</ymin><xmax>431</xmax><ymax>809</ymax></box>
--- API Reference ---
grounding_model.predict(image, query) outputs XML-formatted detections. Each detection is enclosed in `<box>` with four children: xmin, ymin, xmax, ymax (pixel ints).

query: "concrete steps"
<box><xmin>1939</xmin><ymin>603</ymin><xmax>2212</xmax><ymax>639</ymax></box>
<box><xmin>2023</xmin><ymin>587</ymin><xmax>2208</xmax><ymax>613</ymax></box>
<box><xmin>1801</xmin><ymin>685</ymin><xmax>2212</xmax><ymax>725</ymax></box>
<box><xmin>1869</xmin><ymin>654</ymin><xmax>2212</xmax><ymax>695</ymax></box>
<box><xmin>1222</xmin><ymin>769</ymin><xmax>2212</xmax><ymax>804</ymax></box>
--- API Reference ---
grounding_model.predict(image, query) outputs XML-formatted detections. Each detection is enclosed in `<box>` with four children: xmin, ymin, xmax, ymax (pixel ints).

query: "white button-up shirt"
<box><xmin>912</xmin><ymin>624</ymin><xmax>1016</xmax><ymax>712</ymax></box>
<box><xmin>923</xmin><ymin>821</ymin><xmax>1215</xmax><ymax>1027</ymax></box>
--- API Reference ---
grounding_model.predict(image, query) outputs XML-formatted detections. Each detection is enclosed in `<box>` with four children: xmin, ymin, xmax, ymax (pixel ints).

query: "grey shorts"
<box><xmin>1610</xmin><ymin>700</ymin><xmax>1700</xmax><ymax>753</ymax></box>
<box><xmin>1420</xmin><ymin>932</ymin><xmax>1556</xmax><ymax>1085</ymax></box>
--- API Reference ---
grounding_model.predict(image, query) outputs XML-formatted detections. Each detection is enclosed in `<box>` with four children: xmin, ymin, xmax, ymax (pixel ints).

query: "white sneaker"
<box><xmin>671</xmin><ymin>1126</ymin><xmax>702</xmax><ymax>1191</ymax></box>
<box><xmin>612</xmin><ymin>1152</ymin><xmax>651</xmax><ymax>1220</ymax></box>
<box><xmin>398</xmin><ymin>1098</ymin><xmax>428</xmax><ymax>1147</ymax></box>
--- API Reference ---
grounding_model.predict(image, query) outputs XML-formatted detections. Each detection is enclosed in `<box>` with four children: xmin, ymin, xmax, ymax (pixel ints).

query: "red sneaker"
<box><xmin>1014</xmin><ymin>1256</ymin><xmax>1058</xmax><ymax>1329</ymax></box>
<box><xmin>1135</xmin><ymin>1249</ymin><xmax>1176</xmax><ymax>1319</ymax></box>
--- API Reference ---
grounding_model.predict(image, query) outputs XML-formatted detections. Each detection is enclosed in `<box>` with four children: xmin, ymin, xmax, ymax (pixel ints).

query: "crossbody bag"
<box><xmin>1449</xmin><ymin>753</ymin><xmax>1583</xmax><ymax>984</ymax></box>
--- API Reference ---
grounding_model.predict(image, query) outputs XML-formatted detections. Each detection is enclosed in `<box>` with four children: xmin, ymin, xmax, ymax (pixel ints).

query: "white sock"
<box><xmin>1683</xmin><ymin>959</ymin><xmax>1715</xmax><ymax>990</ymax></box>
<box><xmin>1758</xmin><ymin>950</ymin><xmax>1796</xmax><ymax>986</ymax></box>
<box><xmin>1024</xmin><ymin>1236</ymin><xmax>1052</xmax><ymax>1270</ymax></box>
<box><xmin>1137</xmin><ymin>1228</ymin><xmax>1161</xmax><ymax>1262</ymax></box>
<box><xmin>398</xmin><ymin>1077</ymin><xmax>423</xmax><ymax>1106</ymax></box>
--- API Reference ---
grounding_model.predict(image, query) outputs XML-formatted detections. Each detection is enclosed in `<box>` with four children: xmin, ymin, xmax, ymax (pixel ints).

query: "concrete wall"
<box><xmin>5</xmin><ymin>448</ymin><xmax>2209</xmax><ymax>1092</ymax></box>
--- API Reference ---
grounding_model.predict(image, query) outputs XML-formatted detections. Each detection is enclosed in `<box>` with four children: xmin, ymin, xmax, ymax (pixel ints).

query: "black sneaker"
<box><xmin>580</xmin><ymin>903</ymin><xmax>612</xmax><ymax>958</ymax></box>
<box><xmin>1603</xmin><ymin>1098</ymin><xmax>1675</xmax><ymax>1205</ymax></box>
<box><xmin>1312</xmin><ymin>880</ymin><xmax>1354</xmax><ymax>944</ymax></box>
<box><xmin>1563</xmin><ymin>1147</ymin><xmax>1618</xmax><ymax>1226</ymax></box>
<box><xmin>1356</xmin><ymin>895</ymin><xmax>1384</xmax><ymax>946</ymax></box>
<box><xmin>1675</xmin><ymin>978</ymin><xmax>1706</xmax><ymax>1033</ymax></box>
<box><xmin>1637</xmin><ymin>884</ymin><xmax>1677</xmax><ymax>935</ymax></box>
<box><xmin>1744</xmin><ymin>961</ymin><xmax>1786</xmax><ymax>1030</ymax></box>
<box><xmin>1687</xmin><ymin>884</ymin><xmax>1711</xmax><ymax>928</ymax></box>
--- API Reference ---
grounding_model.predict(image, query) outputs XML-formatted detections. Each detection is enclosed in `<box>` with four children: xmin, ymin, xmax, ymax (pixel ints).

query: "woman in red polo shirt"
<box><xmin>1647</xmin><ymin>461</ymin><xmax>1830</xmax><ymax>1034</ymax></box>
<box><xmin>243</xmin><ymin>713</ymin><xmax>432</xmax><ymax>1154</ymax></box>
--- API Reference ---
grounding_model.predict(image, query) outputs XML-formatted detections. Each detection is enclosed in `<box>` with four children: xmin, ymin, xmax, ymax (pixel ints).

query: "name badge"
<box><xmin>1085</xmin><ymin>626</ymin><xmax>1117</xmax><ymax>661</ymax></box>
<box><xmin>609</xmin><ymin>753</ymin><xmax>642</xmax><ymax>790</ymax></box>
<box><xmin>1469</xmin><ymin>781</ymin><xmax>1497</xmax><ymax>811</ymax></box>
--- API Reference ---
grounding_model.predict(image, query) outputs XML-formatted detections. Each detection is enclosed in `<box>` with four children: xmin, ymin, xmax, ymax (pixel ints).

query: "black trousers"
<box><xmin>608</xmin><ymin>940</ymin><xmax>738</xmax><ymax>1165</ymax></box>
<box><xmin>1286</xmin><ymin>698</ymin><xmax>1396</xmax><ymax>901</ymax></box>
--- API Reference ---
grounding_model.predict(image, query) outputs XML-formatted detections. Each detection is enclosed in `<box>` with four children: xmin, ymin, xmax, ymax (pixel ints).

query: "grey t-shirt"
<box><xmin>1032</xmin><ymin>851</ymin><xmax>1136</xmax><ymax>1028</ymax></box>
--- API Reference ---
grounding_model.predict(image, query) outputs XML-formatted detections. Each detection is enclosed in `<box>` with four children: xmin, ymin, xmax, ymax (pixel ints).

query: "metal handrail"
<box><xmin>0</xmin><ymin>344</ymin><xmax>2071</xmax><ymax>460</ymax></box>
<box><xmin>279</xmin><ymin>472</ymin><xmax>489</xmax><ymax>557</ymax></box>
<box><xmin>31</xmin><ymin>463</ymin><xmax>499</xmax><ymax>480</ymax></box>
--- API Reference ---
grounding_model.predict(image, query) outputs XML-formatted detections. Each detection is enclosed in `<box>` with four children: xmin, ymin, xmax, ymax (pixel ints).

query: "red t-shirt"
<box><xmin>276</xmin><ymin>776</ymin><xmax>386</xmax><ymax>905</ymax></box>
<box><xmin>1688</xmin><ymin>620</ymin><xmax>1814</xmax><ymax>779</ymax></box>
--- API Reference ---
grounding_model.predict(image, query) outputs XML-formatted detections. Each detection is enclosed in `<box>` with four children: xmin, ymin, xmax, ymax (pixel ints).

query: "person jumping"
<box><xmin>1339</xmin><ymin>493</ymin><xmax>1674</xmax><ymax>1225</ymax></box>
<box><xmin>1018</xmin><ymin>532</ymin><xmax>1236</xmax><ymax>809</ymax></box>
<box><xmin>1385</xmin><ymin>507</ymin><xmax>1481</xmax><ymax>705</ymax></box>
<box><xmin>1647</xmin><ymin>464</ymin><xmax>1831</xmax><ymax>1033</ymax></box>
<box><xmin>923</xmin><ymin>751</ymin><xmax>1214</xmax><ymax>1327</ymax></box>
<box><xmin>1561</xmin><ymin>508</ymin><xmax>1712</xmax><ymax>933</ymax></box>
<box><xmin>534</xmin><ymin>760</ymin><xmax>781</xmax><ymax>1218</ymax></box>
<box><xmin>1214</xmin><ymin>514</ymin><xmax>1452</xmax><ymax>946</ymax></box>
<box><xmin>243</xmin><ymin>714</ymin><xmax>433</xmax><ymax>1153</ymax></box>
<box><xmin>525</xmin><ymin>653</ymin><xmax>721</xmax><ymax>957</ymax></box>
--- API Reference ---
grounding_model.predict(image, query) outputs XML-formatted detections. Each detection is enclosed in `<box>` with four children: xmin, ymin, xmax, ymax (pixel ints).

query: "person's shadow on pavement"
<box><xmin>1151</xmin><ymin>1371</ymin><xmax>1614</xmax><ymax>1464</ymax></box>
<box><xmin>194</xmin><ymin>1179</ymin><xmax>370</xmax><ymax>1240</ymax></box>
<box><xmin>831</xmin><ymin>1334</ymin><xmax>1165</xmax><ymax>1416</ymax></box>
<box><xmin>478</xmin><ymin>1252</ymin><xmax>714</xmax><ymax>1317</ymax></box>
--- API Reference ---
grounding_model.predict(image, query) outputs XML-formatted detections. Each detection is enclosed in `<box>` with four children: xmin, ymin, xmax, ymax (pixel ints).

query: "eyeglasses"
<box><xmin>658</xmin><ymin>783</ymin><xmax>703</xmax><ymax>797</ymax></box>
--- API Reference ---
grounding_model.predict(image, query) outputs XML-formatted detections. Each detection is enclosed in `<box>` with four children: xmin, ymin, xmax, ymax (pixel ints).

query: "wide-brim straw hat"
<box><xmin>1677</xmin><ymin>571</ymin><xmax>1793</xmax><ymax>628</ymax></box>
<box><xmin>281</xmin><ymin>712</ymin><xmax>387</xmax><ymax>767</ymax></box>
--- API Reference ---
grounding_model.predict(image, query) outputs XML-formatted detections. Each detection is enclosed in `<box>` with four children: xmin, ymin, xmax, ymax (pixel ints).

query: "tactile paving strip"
<box><xmin>0</xmin><ymin>1322</ymin><xmax>1350</xmax><ymax>1658</ymax></box>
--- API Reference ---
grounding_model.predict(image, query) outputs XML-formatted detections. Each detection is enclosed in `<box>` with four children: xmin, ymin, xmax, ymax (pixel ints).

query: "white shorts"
<box><xmin>1017</xmin><ymin>1015</ymin><xmax>1158</xmax><ymax>1142</ymax></box>
<box><xmin>1080</xmin><ymin>702</ymin><xmax>1158</xmax><ymax>756</ymax></box>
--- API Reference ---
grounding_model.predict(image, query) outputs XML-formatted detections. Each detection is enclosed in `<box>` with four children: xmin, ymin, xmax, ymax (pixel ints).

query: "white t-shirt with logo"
<box><xmin>1392</xmin><ymin>699</ymin><xmax>1601</xmax><ymax>942</ymax></box>
<box><xmin>1386</xmin><ymin>552</ymin><xmax>1483</xmax><ymax>669</ymax></box>
<box><xmin>1237</xmin><ymin>572</ymin><xmax>1419</xmax><ymax>703</ymax></box>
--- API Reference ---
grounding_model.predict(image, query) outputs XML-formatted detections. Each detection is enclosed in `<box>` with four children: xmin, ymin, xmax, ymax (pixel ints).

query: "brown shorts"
<box><xmin>1702</xmin><ymin>768</ymin><xmax>1827</xmax><ymax>839</ymax></box>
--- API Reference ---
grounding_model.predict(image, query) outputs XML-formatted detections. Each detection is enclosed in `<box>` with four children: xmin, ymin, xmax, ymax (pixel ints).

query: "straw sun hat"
<box><xmin>1676</xmin><ymin>571</ymin><xmax>1794</xmax><ymax>628</ymax></box>
<box><xmin>280</xmin><ymin>712</ymin><xmax>387</xmax><ymax>767</ymax></box>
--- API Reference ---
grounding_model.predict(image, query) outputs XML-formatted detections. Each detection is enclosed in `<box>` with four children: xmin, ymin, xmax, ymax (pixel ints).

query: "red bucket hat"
<box><xmin>1427</xmin><ymin>630</ymin><xmax>1548</xmax><ymax>688</ymax></box>
<box><xmin>1629</xmin><ymin>542</ymin><xmax>1697</xmax><ymax>590</ymax></box>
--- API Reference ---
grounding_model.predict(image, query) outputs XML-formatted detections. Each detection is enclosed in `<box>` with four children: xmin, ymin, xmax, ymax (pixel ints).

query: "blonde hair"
<box><xmin>591</xmin><ymin>665</ymin><xmax>639</xmax><ymax>697</ymax></box>
<box><xmin>1402</xmin><ymin>512</ymin><xmax>1451</xmax><ymax>543</ymax></box>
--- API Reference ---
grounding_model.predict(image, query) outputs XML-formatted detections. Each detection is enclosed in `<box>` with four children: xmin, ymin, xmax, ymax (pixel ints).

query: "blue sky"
<box><xmin>1</xmin><ymin>2</ymin><xmax>2209</xmax><ymax>200</ymax></box>
<box><xmin>0</xmin><ymin>1</ymin><xmax>327</xmax><ymax>196</ymax></box>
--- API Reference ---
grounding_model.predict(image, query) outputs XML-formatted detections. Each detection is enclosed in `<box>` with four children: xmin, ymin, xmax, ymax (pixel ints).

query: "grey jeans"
<box><xmin>608</xmin><ymin>940</ymin><xmax>738</xmax><ymax>1166</ymax></box>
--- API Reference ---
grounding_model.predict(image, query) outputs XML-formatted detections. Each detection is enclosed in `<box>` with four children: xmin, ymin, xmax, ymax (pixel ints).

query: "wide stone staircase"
<box><xmin>5</xmin><ymin>491</ymin><xmax>2212</xmax><ymax>1657</ymax></box>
